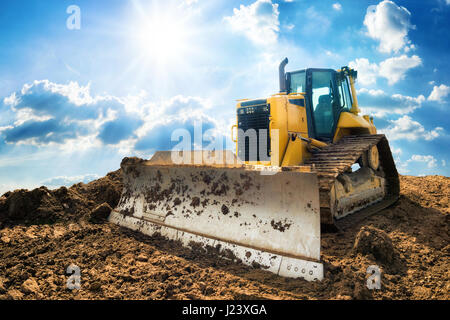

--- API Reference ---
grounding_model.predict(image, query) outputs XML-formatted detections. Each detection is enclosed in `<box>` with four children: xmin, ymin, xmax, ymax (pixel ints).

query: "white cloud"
<box><xmin>403</xmin><ymin>43</ymin><xmax>416</xmax><ymax>52</ymax></box>
<box><xmin>357</xmin><ymin>88</ymin><xmax>385</xmax><ymax>96</ymax></box>
<box><xmin>428</xmin><ymin>84</ymin><xmax>450</xmax><ymax>102</ymax></box>
<box><xmin>357</xmin><ymin>88</ymin><xmax>425</xmax><ymax>117</ymax></box>
<box><xmin>349</xmin><ymin>58</ymin><xmax>379</xmax><ymax>86</ymax></box>
<box><xmin>332</xmin><ymin>3</ymin><xmax>342</xmax><ymax>11</ymax></box>
<box><xmin>0</xmin><ymin>80</ymin><xmax>227</xmax><ymax>155</ymax></box>
<box><xmin>363</xmin><ymin>0</ymin><xmax>415</xmax><ymax>53</ymax></box>
<box><xmin>285</xmin><ymin>23</ymin><xmax>295</xmax><ymax>30</ymax></box>
<box><xmin>0</xmin><ymin>80</ymin><xmax>138</xmax><ymax>147</ymax></box>
<box><xmin>409</xmin><ymin>155</ymin><xmax>437</xmax><ymax>168</ymax></box>
<box><xmin>391</xmin><ymin>93</ymin><xmax>426</xmax><ymax>105</ymax></box>
<box><xmin>0</xmin><ymin>182</ymin><xmax>39</xmax><ymax>194</ymax></box>
<box><xmin>325</xmin><ymin>50</ymin><xmax>341</xmax><ymax>60</ymax></box>
<box><xmin>0</xmin><ymin>184</ymin><xmax>12</xmax><ymax>195</ymax></box>
<box><xmin>390</xmin><ymin>146</ymin><xmax>402</xmax><ymax>167</ymax></box>
<box><xmin>378</xmin><ymin>55</ymin><xmax>422</xmax><ymax>84</ymax></box>
<box><xmin>398</xmin><ymin>154</ymin><xmax>440</xmax><ymax>174</ymax></box>
<box><xmin>224</xmin><ymin>0</ymin><xmax>280</xmax><ymax>45</ymax></box>
<box><xmin>41</xmin><ymin>174</ymin><xmax>101</xmax><ymax>188</ymax></box>
<box><xmin>302</xmin><ymin>7</ymin><xmax>331</xmax><ymax>34</ymax></box>
<box><xmin>380</xmin><ymin>115</ymin><xmax>444</xmax><ymax>141</ymax></box>
<box><xmin>391</xmin><ymin>146</ymin><xmax>402</xmax><ymax>156</ymax></box>
<box><xmin>349</xmin><ymin>55</ymin><xmax>421</xmax><ymax>86</ymax></box>
<box><xmin>3</xmin><ymin>92</ymin><xmax>18</xmax><ymax>107</ymax></box>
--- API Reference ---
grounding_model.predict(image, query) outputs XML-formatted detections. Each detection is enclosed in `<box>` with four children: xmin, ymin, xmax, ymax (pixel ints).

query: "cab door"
<box><xmin>305</xmin><ymin>69</ymin><xmax>341</xmax><ymax>141</ymax></box>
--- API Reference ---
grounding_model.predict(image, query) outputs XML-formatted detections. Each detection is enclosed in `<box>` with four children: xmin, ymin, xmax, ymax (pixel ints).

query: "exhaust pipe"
<box><xmin>279</xmin><ymin>57</ymin><xmax>288</xmax><ymax>93</ymax></box>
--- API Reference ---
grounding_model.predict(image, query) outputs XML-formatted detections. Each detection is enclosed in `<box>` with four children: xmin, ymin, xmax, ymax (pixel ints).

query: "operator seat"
<box><xmin>314</xmin><ymin>95</ymin><xmax>333</xmax><ymax>135</ymax></box>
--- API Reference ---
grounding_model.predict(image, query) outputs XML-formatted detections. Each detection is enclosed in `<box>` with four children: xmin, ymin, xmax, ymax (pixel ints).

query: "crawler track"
<box><xmin>305</xmin><ymin>134</ymin><xmax>400</xmax><ymax>225</ymax></box>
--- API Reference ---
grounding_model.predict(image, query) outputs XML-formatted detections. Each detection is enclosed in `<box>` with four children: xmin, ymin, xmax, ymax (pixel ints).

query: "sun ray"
<box><xmin>113</xmin><ymin>0</ymin><xmax>206</xmax><ymax>97</ymax></box>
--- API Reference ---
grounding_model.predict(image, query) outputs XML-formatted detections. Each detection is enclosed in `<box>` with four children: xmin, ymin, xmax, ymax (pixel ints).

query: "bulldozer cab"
<box><xmin>286</xmin><ymin>68</ymin><xmax>354</xmax><ymax>142</ymax></box>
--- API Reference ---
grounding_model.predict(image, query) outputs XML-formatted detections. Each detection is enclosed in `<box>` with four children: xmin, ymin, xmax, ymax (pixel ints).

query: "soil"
<box><xmin>0</xmin><ymin>172</ymin><xmax>448</xmax><ymax>300</ymax></box>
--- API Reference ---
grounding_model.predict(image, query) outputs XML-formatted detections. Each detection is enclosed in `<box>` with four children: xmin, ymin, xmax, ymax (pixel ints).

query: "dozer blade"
<box><xmin>109</xmin><ymin>151</ymin><xmax>324</xmax><ymax>281</ymax></box>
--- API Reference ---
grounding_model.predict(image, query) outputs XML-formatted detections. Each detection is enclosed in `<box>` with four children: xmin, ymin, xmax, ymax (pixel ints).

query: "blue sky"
<box><xmin>0</xmin><ymin>0</ymin><xmax>449</xmax><ymax>193</ymax></box>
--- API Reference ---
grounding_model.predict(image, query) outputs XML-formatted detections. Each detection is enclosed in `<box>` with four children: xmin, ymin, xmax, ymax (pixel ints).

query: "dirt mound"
<box><xmin>0</xmin><ymin>173</ymin><xmax>448</xmax><ymax>300</ymax></box>
<box><xmin>353</xmin><ymin>226</ymin><xmax>396</xmax><ymax>265</ymax></box>
<box><xmin>399</xmin><ymin>175</ymin><xmax>449</xmax><ymax>213</ymax></box>
<box><xmin>70</xmin><ymin>169</ymin><xmax>123</xmax><ymax>209</ymax></box>
<box><xmin>0</xmin><ymin>170</ymin><xmax>122</xmax><ymax>226</ymax></box>
<box><xmin>0</xmin><ymin>187</ymin><xmax>65</xmax><ymax>223</ymax></box>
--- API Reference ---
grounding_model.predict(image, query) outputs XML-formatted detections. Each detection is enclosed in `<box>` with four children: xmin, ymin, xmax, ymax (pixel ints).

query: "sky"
<box><xmin>0</xmin><ymin>0</ymin><xmax>449</xmax><ymax>193</ymax></box>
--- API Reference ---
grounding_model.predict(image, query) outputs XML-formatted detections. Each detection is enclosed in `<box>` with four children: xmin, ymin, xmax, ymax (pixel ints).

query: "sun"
<box><xmin>137</xmin><ymin>16</ymin><xmax>188</xmax><ymax>63</ymax></box>
<box><xmin>122</xmin><ymin>0</ymin><xmax>202</xmax><ymax>90</ymax></box>
<box><xmin>131</xmin><ymin>9</ymin><xmax>191</xmax><ymax>66</ymax></box>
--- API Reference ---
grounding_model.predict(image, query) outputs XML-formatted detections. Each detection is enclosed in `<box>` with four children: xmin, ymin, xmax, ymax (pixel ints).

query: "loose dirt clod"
<box><xmin>353</xmin><ymin>281</ymin><xmax>372</xmax><ymax>300</ymax></box>
<box><xmin>21</xmin><ymin>278</ymin><xmax>41</xmax><ymax>295</ymax></box>
<box><xmin>6</xmin><ymin>289</ymin><xmax>24</xmax><ymax>300</ymax></box>
<box><xmin>0</xmin><ymin>278</ymin><xmax>6</xmax><ymax>294</ymax></box>
<box><xmin>0</xmin><ymin>173</ymin><xmax>448</xmax><ymax>300</ymax></box>
<box><xmin>90</xmin><ymin>203</ymin><xmax>112</xmax><ymax>224</ymax></box>
<box><xmin>353</xmin><ymin>226</ymin><xmax>395</xmax><ymax>264</ymax></box>
<box><xmin>137</xmin><ymin>254</ymin><xmax>148</xmax><ymax>262</ymax></box>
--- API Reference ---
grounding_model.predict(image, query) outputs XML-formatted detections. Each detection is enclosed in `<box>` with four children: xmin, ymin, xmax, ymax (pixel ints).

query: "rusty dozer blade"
<box><xmin>109</xmin><ymin>151</ymin><xmax>323</xmax><ymax>281</ymax></box>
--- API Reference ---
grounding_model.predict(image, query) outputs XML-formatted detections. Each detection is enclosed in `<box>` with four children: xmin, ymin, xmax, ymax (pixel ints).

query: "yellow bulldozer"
<box><xmin>109</xmin><ymin>58</ymin><xmax>399</xmax><ymax>281</ymax></box>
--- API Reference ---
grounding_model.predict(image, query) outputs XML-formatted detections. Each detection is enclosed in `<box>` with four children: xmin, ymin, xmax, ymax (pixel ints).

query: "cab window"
<box><xmin>311</xmin><ymin>71</ymin><xmax>336</xmax><ymax>138</ymax></box>
<box><xmin>338</xmin><ymin>76</ymin><xmax>352</xmax><ymax>110</ymax></box>
<box><xmin>289</xmin><ymin>71</ymin><xmax>306</xmax><ymax>93</ymax></box>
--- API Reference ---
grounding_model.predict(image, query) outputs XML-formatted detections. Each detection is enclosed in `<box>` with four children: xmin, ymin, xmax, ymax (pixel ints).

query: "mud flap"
<box><xmin>110</xmin><ymin>156</ymin><xmax>323</xmax><ymax>280</ymax></box>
